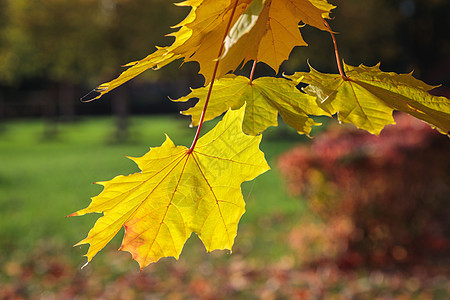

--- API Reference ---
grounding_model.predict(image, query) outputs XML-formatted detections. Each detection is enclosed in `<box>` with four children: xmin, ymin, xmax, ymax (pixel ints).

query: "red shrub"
<box><xmin>278</xmin><ymin>114</ymin><xmax>449</xmax><ymax>268</ymax></box>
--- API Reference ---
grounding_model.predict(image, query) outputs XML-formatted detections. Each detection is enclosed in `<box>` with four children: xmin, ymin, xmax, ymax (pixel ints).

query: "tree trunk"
<box><xmin>41</xmin><ymin>86</ymin><xmax>59</xmax><ymax>139</ymax></box>
<box><xmin>112</xmin><ymin>86</ymin><xmax>130</xmax><ymax>142</ymax></box>
<box><xmin>58</xmin><ymin>82</ymin><xmax>76</xmax><ymax>123</ymax></box>
<box><xmin>0</xmin><ymin>89</ymin><xmax>4</xmax><ymax>133</ymax></box>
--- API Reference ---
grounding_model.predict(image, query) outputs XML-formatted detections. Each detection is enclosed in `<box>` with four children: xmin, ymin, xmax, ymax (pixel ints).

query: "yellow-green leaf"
<box><xmin>287</xmin><ymin>63</ymin><xmax>450</xmax><ymax>135</ymax></box>
<box><xmin>172</xmin><ymin>74</ymin><xmax>328</xmax><ymax>136</ymax></box>
<box><xmin>69</xmin><ymin>106</ymin><xmax>270</xmax><ymax>269</ymax></box>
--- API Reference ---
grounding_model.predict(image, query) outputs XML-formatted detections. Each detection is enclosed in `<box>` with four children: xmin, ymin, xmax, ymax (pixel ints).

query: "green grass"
<box><xmin>0</xmin><ymin>115</ymin><xmax>304</xmax><ymax>264</ymax></box>
<box><xmin>1</xmin><ymin>116</ymin><xmax>448</xmax><ymax>299</ymax></box>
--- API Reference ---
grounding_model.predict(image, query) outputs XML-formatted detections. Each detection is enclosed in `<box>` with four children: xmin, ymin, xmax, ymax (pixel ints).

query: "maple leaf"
<box><xmin>86</xmin><ymin>0</ymin><xmax>334</xmax><ymax>100</ymax></box>
<box><xmin>69</xmin><ymin>106</ymin><xmax>270</xmax><ymax>269</ymax></box>
<box><xmin>172</xmin><ymin>74</ymin><xmax>328</xmax><ymax>136</ymax></box>
<box><xmin>82</xmin><ymin>26</ymin><xmax>192</xmax><ymax>101</ymax></box>
<box><xmin>286</xmin><ymin>62</ymin><xmax>450</xmax><ymax>135</ymax></box>
<box><xmin>176</xmin><ymin>0</ymin><xmax>335</xmax><ymax>82</ymax></box>
<box><xmin>221</xmin><ymin>0</ymin><xmax>266</xmax><ymax>59</ymax></box>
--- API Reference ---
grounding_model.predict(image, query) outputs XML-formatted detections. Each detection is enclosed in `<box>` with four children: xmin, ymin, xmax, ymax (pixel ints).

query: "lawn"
<box><xmin>0</xmin><ymin>115</ymin><xmax>304</xmax><ymax>263</ymax></box>
<box><xmin>0</xmin><ymin>116</ymin><xmax>447</xmax><ymax>299</ymax></box>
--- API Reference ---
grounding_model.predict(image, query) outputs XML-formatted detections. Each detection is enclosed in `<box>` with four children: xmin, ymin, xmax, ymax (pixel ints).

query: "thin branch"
<box><xmin>188</xmin><ymin>0</ymin><xmax>240</xmax><ymax>153</ymax></box>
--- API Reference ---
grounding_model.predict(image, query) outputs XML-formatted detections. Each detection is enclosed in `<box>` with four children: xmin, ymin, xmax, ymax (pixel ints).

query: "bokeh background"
<box><xmin>0</xmin><ymin>0</ymin><xmax>449</xmax><ymax>298</ymax></box>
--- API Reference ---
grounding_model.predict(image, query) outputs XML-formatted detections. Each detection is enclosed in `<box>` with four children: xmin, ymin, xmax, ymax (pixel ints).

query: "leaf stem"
<box><xmin>249</xmin><ymin>60</ymin><xmax>257</xmax><ymax>84</ymax></box>
<box><xmin>188</xmin><ymin>0</ymin><xmax>240</xmax><ymax>153</ymax></box>
<box><xmin>323</xmin><ymin>19</ymin><xmax>347</xmax><ymax>80</ymax></box>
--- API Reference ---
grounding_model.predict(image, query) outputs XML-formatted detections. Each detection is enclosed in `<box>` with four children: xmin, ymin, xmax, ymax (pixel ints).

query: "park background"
<box><xmin>0</xmin><ymin>0</ymin><xmax>449</xmax><ymax>298</ymax></box>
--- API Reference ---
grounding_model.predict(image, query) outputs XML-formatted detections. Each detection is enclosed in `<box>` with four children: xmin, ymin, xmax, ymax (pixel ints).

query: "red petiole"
<box><xmin>187</xmin><ymin>0</ymin><xmax>240</xmax><ymax>153</ymax></box>
<box><xmin>323</xmin><ymin>19</ymin><xmax>348</xmax><ymax>80</ymax></box>
<box><xmin>249</xmin><ymin>60</ymin><xmax>257</xmax><ymax>84</ymax></box>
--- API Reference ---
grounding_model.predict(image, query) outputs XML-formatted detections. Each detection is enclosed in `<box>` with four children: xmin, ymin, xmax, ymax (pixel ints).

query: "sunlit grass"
<box><xmin>0</xmin><ymin>116</ymin><xmax>304</xmax><ymax>263</ymax></box>
<box><xmin>1</xmin><ymin>117</ymin><xmax>448</xmax><ymax>299</ymax></box>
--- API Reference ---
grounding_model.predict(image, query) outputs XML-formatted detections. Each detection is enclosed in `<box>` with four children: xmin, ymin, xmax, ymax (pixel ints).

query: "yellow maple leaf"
<box><xmin>86</xmin><ymin>0</ymin><xmax>335</xmax><ymax>100</ymax></box>
<box><xmin>286</xmin><ymin>62</ymin><xmax>450</xmax><ymax>135</ymax></box>
<box><xmin>83</xmin><ymin>24</ymin><xmax>193</xmax><ymax>102</ymax></box>
<box><xmin>176</xmin><ymin>0</ymin><xmax>335</xmax><ymax>82</ymax></box>
<box><xmin>69</xmin><ymin>106</ymin><xmax>270</xmax><ymax>269</ymax></box>
<box><xmin>173</xmin><ymin>74</ymin><xmax>328</xmax><ymax>135</ymax></box>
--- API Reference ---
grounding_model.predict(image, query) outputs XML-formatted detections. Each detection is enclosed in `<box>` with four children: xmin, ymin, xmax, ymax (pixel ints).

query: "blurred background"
<box><xmin>0</xmin><ymin>0</ymin><xmax>449</xmax><ymax>298</ymax></box>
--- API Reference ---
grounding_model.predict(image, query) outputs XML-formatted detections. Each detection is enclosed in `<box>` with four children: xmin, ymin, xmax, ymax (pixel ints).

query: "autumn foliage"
<box><xmin>279</xmin><ymin>114</ymin><xmax>450</xmax><ymax>268</ymax></box>
<box><xmin>70</xmin><ymin>0</ymin><xmax>450</xmax><ymax>268</ymax></box>
<box><xmin>69</xmin><ymin>108</ymin><xmax>269</xmax><ymax>269</ymax></box>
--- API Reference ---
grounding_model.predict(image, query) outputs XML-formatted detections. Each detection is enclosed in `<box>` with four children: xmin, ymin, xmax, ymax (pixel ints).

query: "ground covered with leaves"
<box><xmin>1</xmin><ymin>239</ymin><xmax>448</xmax><ymax>299</ymax></box>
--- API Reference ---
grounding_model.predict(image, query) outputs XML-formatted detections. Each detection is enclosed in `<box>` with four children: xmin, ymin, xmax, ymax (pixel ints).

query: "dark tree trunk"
<box><xmin>112</xmin><ymin>86</ymin><xmax>130</xmax><ymax>142</ymax></box>
<box><xmin>0</xmin><ymin>90</ymin><xmax>4</xmax><ymax>133</ymax></box>
<box><xmin>58</xmin><ymin>82</ymin><xmax>76</xmax><ymax>123</ymax></box>
<box><xmin>41</xmin><ymin>86</ymin><xmax>59</xmax><ymax>139</ymax></box>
